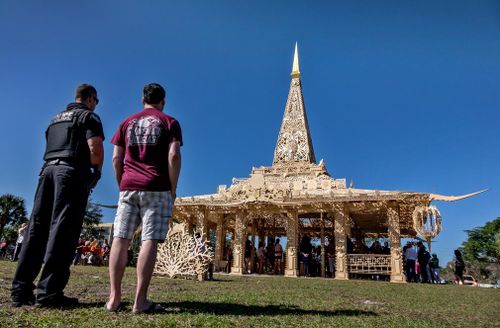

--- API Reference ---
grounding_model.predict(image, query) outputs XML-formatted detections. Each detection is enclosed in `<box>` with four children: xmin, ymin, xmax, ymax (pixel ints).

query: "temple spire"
<box><xmin>273</xmin><ymin>44</ymin><xmax>316</xmax><ymax>165</ymax></box>
<box><xmin>291</xmin><ymin>42</ymin><xmax>300</xmax><ymax>78</ymax></box>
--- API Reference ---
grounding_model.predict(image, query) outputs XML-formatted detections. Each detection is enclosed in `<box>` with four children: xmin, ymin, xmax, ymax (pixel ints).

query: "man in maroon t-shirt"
<box><xmin>106</xmin><ymin>83</ymin><xmax>182</xmax><ymax>313</ymax></box>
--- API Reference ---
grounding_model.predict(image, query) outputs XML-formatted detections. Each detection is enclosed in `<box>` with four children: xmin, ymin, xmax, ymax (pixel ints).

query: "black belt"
<box><xmin>45</xmin><ymin>159</ymin><xmax>78</xmax><ymax>167</ymax></box>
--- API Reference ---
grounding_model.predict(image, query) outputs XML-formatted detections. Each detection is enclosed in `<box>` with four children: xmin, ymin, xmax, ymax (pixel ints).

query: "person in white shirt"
<box><xmin>404</xmin><ymin>242</ymin><xmax>418</xmax><ymax>282</ymax></box>
<box><xmin>13</xmin><ymin>223</ymin><xmax>27</xmax><ymax>261</ymax></box>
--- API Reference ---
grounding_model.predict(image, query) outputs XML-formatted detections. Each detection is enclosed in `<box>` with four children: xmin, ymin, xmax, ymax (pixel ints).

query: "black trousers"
<box><xmin>420</xmin><ymin>262</ymin><xmax>430</xmax><ymax>283</ymax></box>
<box><xmin>405</xmin><ymin>259</ymin><xmax>416</xmax><ymax>282</ymax></box>
<box><xmin>11</xmin><ymin>164</ymin><xmax>89</xmax><ymax>302</ymax></box>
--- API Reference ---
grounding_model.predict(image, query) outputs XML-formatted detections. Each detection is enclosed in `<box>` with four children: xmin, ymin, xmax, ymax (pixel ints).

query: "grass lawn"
<box><xmin>0</xmin><ymin>261</ymin><xmax>499</xmax><ymax>327</ymax></box>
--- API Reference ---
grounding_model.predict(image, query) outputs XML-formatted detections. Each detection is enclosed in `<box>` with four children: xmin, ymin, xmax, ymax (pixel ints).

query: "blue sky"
<box><xmin>1</xmin><ymin>0</ymin><xmax>499</xmax><ymax>264</ymax></box>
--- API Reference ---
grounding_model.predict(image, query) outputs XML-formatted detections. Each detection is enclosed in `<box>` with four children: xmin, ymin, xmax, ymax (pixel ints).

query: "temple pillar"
<box><xmin>320</xmin><ymin>212</ymin><xmax>326</xmax><ymax>278</ymax></box>
<box><xmin>334</xmin><ymin>204</ymin><xmax>349</xmax><ymax>280</ymax></box>
<box><xmin>195</xmin><ymin>209</ymin><xmax>208</xmax><ymax>237</ymax></box>
<box><xmin>284</xmin><ymin>209</ymin><xmax>299</xmax><ymax>277</ymax></box>
<box><xmin>230</xmin><ymin>212</ymin><xmax>246</xmax><ymax>275</ymax></box>
<box><xmin>387</xmin><ymin>203</ymin><xmax>405</xmax><ymax>283</ymax></box>
<box><xmin>250</xmin><ymin>219</ymin><xmax>257</xmax><ymax>273</ymax></box>
<box><xmin>195</xmin><ymin>209</ymin><xmax>209</xmax><ymax>281</ymax></box>
<box><xmin>214</xmin><ymin>214</ymin><xmax>225</xmax><ymax>271</ymax></box>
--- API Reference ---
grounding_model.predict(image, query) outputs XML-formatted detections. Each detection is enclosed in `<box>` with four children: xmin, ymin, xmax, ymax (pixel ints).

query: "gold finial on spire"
<box><xmin>291</xmin><ymin>42</ymin><xmax>300</xmax><ymax>78</ymax></box>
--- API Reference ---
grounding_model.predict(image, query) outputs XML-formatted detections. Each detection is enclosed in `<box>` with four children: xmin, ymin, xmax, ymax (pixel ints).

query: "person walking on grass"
<box><xmin>105</xmin><ymin>83</ymin><xmax>182</xmax><ymax>313</ymax></box>
<box><xmin>454</xmin><ymin>249</ymin><xmax>466</xmax><ymax>285</ymax></box>
<box><xmin>11</xmin><ymin>84</ymin><xmax>104</xmax><ymax>308</ymax></box>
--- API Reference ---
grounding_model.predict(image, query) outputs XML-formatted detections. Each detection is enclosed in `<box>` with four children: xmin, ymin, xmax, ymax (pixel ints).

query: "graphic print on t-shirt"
<box><xmin>126</xmin><ymin>116</ymin><xmax>162</xmax><ymax>146</ymax></box>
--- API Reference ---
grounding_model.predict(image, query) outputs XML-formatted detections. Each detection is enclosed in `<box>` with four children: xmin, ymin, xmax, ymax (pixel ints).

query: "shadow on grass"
<box><xmin>160</xmin><ymin>301</ymin><xmax>377</xmax><ymax>317</ymax></box>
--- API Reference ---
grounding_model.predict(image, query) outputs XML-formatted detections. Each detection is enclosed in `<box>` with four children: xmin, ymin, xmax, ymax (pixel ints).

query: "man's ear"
<box><xmin>84</xmin><ymin>98</ymin><xmax>93</xmax><ymax>108</ymax></box>
<box><xmin>141</xmin><ymin>98</ymin><xmax>146</xmax><ymax>105</ymax></box>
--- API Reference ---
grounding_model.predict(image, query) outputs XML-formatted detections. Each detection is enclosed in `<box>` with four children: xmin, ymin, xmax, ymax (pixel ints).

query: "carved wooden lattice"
<box><xmin>412</xmin><ymin>205</ymin><xmax>442</xmax><ymax>240</ymax></box>
<box><xmin>347</xmin><ymin>254</ymin><xmax>391</xmax><ymax>274</ymax></box>
<box><xmin>154</xmin><ymin>225</ymin><xmax>213</xmax><ymax>279</ymax></box>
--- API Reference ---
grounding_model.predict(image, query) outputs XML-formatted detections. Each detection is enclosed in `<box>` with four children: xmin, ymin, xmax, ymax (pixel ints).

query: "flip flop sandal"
<box><xmin>104</xmin><ymin>301</ymin><xmax>125</xmax><ymax>312</ymax></box>
<box><xmin>133</xmin><ymin>302</ymin><xmax>165</xmax><ymax>314</ymax></box>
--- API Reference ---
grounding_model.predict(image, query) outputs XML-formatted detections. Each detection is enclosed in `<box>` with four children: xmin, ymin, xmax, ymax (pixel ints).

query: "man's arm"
<box><xmin>87</xmin><ymin>136</ymin><xmax>104</xmax><ymax>171</ymax></box>
<box><xmin>112</xmin><ymin>146</ymin><xmax>125</xmax><ymax>187</ymax></box>
<box><xmin>168</xmin><ymin>141</ymin><xmax>181</xmax><ymax>199</ymax></box>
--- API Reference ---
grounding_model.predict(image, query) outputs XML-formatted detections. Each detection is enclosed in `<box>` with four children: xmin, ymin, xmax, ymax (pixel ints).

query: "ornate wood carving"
<box><xmin>387</xmin><ymin>204</ymin><xmax>405</xmax><ymax>283</ymax></box>
<box><xmin>284</xmin><ymin>209</ymin><xmax>299</xmax><ymax>277</ymax></box>
<box><xmin>348</xmin><ymin>254</ymin><xmax>391</xmax><ymax>274</ymax></box>
<box><xmin>334</xmin><ymin>204</ymin><xmax>348</xmax><ymax>280</ymax></box>
<box><xmin>154</xmin><ymin>224</ymin><xmax>213</xmax><ymax>280</ymax></box>
<box><xmin>230</xmin><ymin>212</ymin><xmax>247</xmax><ymax>275</ymax></box>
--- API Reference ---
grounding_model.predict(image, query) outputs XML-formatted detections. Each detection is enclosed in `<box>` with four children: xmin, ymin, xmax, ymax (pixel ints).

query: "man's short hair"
<box><xmin>75</xmin><ymin>84</ymin><xmax>97</xmax><ymax>101</ymax></box>
<box><xmin>143</xmin><ymin>83</ymin><xmax>165</xmax><ymax>105</ymax></box>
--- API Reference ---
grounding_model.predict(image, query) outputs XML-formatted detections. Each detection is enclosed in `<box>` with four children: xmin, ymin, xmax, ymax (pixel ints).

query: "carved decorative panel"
<box><xmin>347</xmin><ymin>254</ymin><xmax>391</xmax><ymax>274</ymax></box>
<box><xmin>273</xmin><ymin>77</ymin><xmax>316</xmax><ymax>165</ymax></box>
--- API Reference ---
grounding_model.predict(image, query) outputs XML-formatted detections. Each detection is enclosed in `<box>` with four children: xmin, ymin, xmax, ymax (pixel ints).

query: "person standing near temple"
<box><xmin>11</xmin><ymin>84</ymin><xmax>104</xmax><ymax>307</ymax></box>
<box><xmin>274</xmin><ymin>238</ymin><xmax>283</xmax><ymax>275</ymax></box>
<box><xmin>327</xmin><ymin>240</ymin><xmax>335</xmax><ymax>278</ymax></box>
<box><xmin>106</xmin><ymin>83</ymin><xmax>182</xmax><ymax>313</ymax></box>
<box><xmin>417</xmin><ymin>242</ymin><xmax>431</xmax><ymax>283</ymax></box>
<box><xmin>300</xmin><ymin>236</ymin><xmax>312</xmax><ymax>277</ymax></box>
<box><xmin>454</xmin><ymin>249</ymin><xmax>466</xmax><ymax>285</ymax></box>
<box><xmin>429</xmin><ymin>253</ymin><xmax>441</xmax><ymax>284</ymax></box>
<box><xmin>404</xmin><ymin>242</ymin><xmax>418</xmax><ymax>282</ymax></box>
<box><xmin>244</xmin><ymin>239</ymin><xmax>252</xmax><ymax>274</ymax></box>
<box><xmin>256</xmin><ymin>241</ymin><xmax>266</xmax><ymax>274</ymax></box>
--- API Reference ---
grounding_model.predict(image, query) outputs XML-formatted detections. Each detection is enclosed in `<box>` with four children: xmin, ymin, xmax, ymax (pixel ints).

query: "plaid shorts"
<box><xmin>113</xmin><ymin>190</ymin><xmax>173</xmax><ymax>241</ymax></box>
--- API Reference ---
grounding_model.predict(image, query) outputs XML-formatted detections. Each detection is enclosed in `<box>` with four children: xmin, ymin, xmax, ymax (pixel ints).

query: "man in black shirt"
<box><xmin>417</xmin><ymin>242</ymin><xmax>431</xmax><ymax>283</ymax></box>
<box><xmin>11</xmin><ymin>84</ymin><xmax>104</xmax><ymax>308</ymax></box>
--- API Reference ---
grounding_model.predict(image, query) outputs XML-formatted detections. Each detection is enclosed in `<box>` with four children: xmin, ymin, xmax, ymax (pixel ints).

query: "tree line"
<box><xmin>0</xmin><ymin>193</ymin><xmax>104</xmax><ymax>246</ymax></box>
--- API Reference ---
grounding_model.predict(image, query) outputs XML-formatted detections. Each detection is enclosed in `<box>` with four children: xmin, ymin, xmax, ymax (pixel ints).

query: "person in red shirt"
<box><xmin>0</xmin><ymin>239</ymin><xmax>9</xmax><ymax>258</ymax></box>
<box><xmin>106</xmin><ymin>83</ymin><xmax>182</xmax><ymax>313</ymax></box>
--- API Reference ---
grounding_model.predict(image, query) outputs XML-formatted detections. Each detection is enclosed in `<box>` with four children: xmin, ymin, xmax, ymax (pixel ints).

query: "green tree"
<box><xmin>82</xmin><ymin>199</ymin><xmax>104</xmax><ymax>239</ymax></box>
<box><xmin>0</xmin><ymin>194</ymin><xmax>27</xmax><ymax>241</ymax></box>
<box><xmin>496</xmin><ymin>234</ymin><xmax>500</xmax><ymax>260</ymax></box>
<box><xmin>2</xmin><ymin>226</ymin><xmax>18</xmax><ymax>245</ymax></box>
<box><xmin>460</xmin><ymin>218</ymin><xmax>500</xmax><ymax>282</ymax></box>
<box><xmin>462</xmin><ymin>217</ymin><xmax>500</xmax><ymax>264</ymax></box>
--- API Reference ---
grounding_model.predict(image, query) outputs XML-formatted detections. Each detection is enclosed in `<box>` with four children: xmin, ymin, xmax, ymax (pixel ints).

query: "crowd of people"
<box><xmin>403</xmin><ymin>241</ymin><xmax>442</xmax><ymax>283</ymax></box>
<box><xmin>300</xmin><ymin>236</ymin><xmax>335</xmax><ymax>277</ymax></box>
<box><xmin>73</xmin><ymin>235</ymin><xmax>110</xmax><ymax>266</ymax></box>
<box><xmin>223</xmin><ymin>238</ymin><xmax>285</xmax><ymax>275</ymax></box>
<box><xmin>219</xmin><ymin>236</ymin><xmax>468</xmax><ymax>285</ymax></box>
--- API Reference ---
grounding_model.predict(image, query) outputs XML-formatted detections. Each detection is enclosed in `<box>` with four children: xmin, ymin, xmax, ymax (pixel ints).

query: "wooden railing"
<box><xmin>347</xmin><ymin>254</ymin><xmax>391</xmax><ymax>274</ymax></box>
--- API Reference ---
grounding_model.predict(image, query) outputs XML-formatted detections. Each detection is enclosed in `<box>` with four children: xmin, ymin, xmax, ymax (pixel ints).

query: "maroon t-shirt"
<box><xmin>111</xmin><ymin>108</ymin><xmax>182</xmax><ymax>191</ymax></box>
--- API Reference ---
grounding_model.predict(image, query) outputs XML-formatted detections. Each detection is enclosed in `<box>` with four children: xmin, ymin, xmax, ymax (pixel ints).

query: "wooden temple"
<box><xmin>172</xmin><ymin>44</ymin><xmax>484</xmax><ymax>282</ymax></box>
